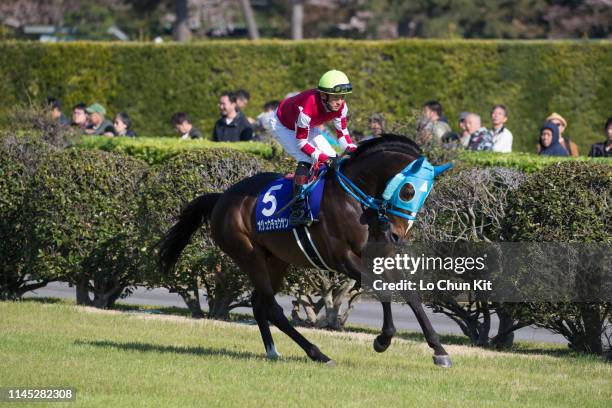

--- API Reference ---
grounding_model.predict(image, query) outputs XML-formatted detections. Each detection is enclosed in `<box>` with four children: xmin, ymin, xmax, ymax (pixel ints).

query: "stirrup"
<box><xmin>289</xmin><ymin>201</ymin><xmax>311</xmax><ymax>227</ymax></box>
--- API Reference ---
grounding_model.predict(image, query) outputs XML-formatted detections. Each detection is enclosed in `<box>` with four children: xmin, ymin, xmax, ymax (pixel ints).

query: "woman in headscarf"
<box><xmin>538</xmin><ymin>121</ymin><xmax>569</xmax><ymax>157</ymax></box>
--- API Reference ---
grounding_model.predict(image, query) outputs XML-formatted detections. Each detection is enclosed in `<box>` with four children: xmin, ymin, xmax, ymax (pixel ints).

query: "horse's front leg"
<box><xmin>337</xmin><ymin>252</ymin><xmax>397</xmax><ymax>353</ymax></box>
<box><xmin>373</xmin><ymin>301</ymin><xmax>396</xmax><ymax>352</ymax></box>
<box><xmin>402</xmin><ymin>291</ymin><xmax>452</xmax><ymax>368</ymax></box>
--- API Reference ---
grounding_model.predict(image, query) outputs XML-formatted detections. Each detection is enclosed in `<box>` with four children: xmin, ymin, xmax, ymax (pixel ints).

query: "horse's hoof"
<box><xmin>325</xmin><ymin>360</ymin><xmax>336</xmax><ymax>367</ymax></box>
<box><xmin>433</xmin><ymin>354</ymin><xmax>452</xmax><ymax>368</ymax></box>
<box><xmin>265</xmin><ymin>345</ymin><xmax>281</xmax><ymax>360</ymax></box>
<box><xmin>373</xmin><ymin>336</ymin><xmax>391</xmax><ymax>353</ymax></box>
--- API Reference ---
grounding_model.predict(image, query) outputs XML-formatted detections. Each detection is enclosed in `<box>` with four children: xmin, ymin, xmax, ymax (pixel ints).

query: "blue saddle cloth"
<box><xmin>255</xmin><ymin>175</ymin><xmax>326</xmax><ymax>233</ymax></box>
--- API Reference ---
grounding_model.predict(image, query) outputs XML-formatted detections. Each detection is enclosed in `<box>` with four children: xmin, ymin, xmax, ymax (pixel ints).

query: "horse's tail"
<box><xmin>158</xmin><ymin>193</ymin><xmax>222</xmax><ymax>275</ymax></box>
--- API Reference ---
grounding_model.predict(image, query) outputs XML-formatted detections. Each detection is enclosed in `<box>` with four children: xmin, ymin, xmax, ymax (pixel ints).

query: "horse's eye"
<box><xmin>399</xmin><ymin>183</ymin><xmax>415</xmax><ymax>202</ymax></box>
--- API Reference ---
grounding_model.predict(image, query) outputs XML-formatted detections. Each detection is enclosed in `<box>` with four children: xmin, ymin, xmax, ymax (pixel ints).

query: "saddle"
<box><xmin>254</xmin><ymin>165</ymin><xmax>328</xmax><ymax>233</ymax></box>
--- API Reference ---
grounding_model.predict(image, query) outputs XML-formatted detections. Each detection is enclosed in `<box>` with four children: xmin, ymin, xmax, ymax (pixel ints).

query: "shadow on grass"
<box><xmin>19</xmin><ymin>297</ymin><xmax>68</xmax><ymax>305</ymax></box>
<box><xmin>74</xmin><ymin>339</ymin><xmax>311</xmax><ymax>364</ymax></box>
<box><xmin>343</xmin><ymin>325</ymin><xmax>472</xmax><ymax>346</ymax></box>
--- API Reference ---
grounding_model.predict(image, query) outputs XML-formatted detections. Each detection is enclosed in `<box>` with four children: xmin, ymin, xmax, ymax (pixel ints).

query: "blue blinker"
<box><xmin>381</xmin><ymin>157</ymin><xmax>452</xmax><ymax>219</ymax></box>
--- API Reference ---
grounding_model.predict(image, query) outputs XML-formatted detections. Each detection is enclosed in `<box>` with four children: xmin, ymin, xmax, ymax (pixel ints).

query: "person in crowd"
<box><xmin>457</xmin><ymin>111</ymin><xmax>470</xmax><ymax>147</ymax></box>
<box><xmin>420</xmin><ymin>100</ymin><xmax>452</xmax><ymax>143</ymax></box>
<box><xmin>236</xmin><ymin>88</ymin><xmax>255</xmax><ymax>125</ymax></box>
<box><xmin>46</xmin><ymin>97</ymin><xmax>70</xmax><ymax>126</ymax></box>
<box><xmin>588</xmin><ymin>117</ymin><xmax>612</xmax><ymax>158</ymax></box>
<box><xmin>466</xmin><ymin>113</ymin><xmax>493</xmax><ymax>151</ymax></box>
<box><xmin>270</xmin><ymin>69</ymin><xmax>357</xmax><ymax>226</ymax></box>
<box><xmin>71</xmin><ymin>102</ymin><xmax>88</xmax><ymax>131</ymax></box>
<box><xmin>235</xmin><ymin>89</ymin><xmax>250</xmax><ymax>110</ymax></box>
<box><xmin>361</xmin><ymin>113</ymin><xmax>385</xmax><ymax>141</ymax></box>
<box><xmin>213</xmin><ymin>91</ymin><xmax>253</xmax><ymax>142</ymax></box>
<box><xmin>538</xmin><ymin>121</ymin><xmax>568</xmax><ymax>157</ymax></box>
<box><xmin>490</xmin><ymin>104</ymin><xmax>513</xmax><ymax>153</ymax></box>
<box><xmin>110</xmin><ymin>112</ymin><xmax>136</xmax><ymax>137</ymax></box>
<box><xmin>538</xmin><ymin>112</ymin><xmax>578</xmax><ymax>157</ymax></box>
<box><xmin>172</xmin><ymin>112</ymin><xmax>202</xmax><ymax>140</ymax></box>
<box><xmin>255</xmin><ymin>100</ymin><xmax>279</xmax><ymax>138</ymax></box>
<box><xmin>84</xmin><ymin>103</ymin><xmax>114</xmax><ymax>135</ymax></box>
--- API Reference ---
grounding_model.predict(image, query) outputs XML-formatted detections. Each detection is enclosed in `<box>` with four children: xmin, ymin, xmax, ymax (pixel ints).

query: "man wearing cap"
<box><xmin>85</xmin><ymin>103</ymin><xmax>114</xmax><ymax>136</ymax></box>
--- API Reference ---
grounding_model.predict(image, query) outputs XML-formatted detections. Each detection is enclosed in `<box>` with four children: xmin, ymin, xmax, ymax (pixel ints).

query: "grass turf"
<box><xmin>0</xmin><ymin>300</ymin><xmax>610</xmax><ymax>408</ymax></box>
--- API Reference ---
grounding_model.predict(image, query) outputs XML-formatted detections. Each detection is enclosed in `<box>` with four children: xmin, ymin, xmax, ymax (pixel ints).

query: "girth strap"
<box><xmin>292</xmin><ymin>226</ymin><xmax>337</xmax><ymax>272</ymax></box>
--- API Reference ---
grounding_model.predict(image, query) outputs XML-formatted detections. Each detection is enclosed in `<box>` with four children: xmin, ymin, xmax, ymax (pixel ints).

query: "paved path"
<box><xmin>25</xmin><ymin>282</ymin><xmax>567</xmax><ymax>344</ymax></box>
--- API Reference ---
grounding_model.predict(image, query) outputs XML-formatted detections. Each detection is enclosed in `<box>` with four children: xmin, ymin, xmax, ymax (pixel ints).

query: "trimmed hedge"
<box><xmin>1</xmin><ymin>40</ymin><xmax>610</xmax><ymax>153</ymax></box>
<box><xmin>456</xmin><ymin>151</ymin><xmax>610</xmax><ymax>173</ymax></box>
<box><xmin>25</xmin><ymin>148</ymin><xmax>149</xmax><ymax>308</ymax></box>
<box><xmin>78</xmin><ymin>135</ymin><xmax>610</xmax><ymax>172</ymax></box>
<box><xmin>79</xmin><ymin>136</ymin><xmax>277</xmax><ymax>164</ymax></box>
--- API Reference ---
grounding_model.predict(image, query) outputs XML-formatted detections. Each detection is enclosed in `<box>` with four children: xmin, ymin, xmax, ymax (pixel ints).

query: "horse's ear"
<box><xmin>433</xmin><ymin>162</ymin><xmax>453</xmax><ymax>177</ymax></box>
<box><xmin>409</xmin><ymin>156</ymin><xmax>425</xmax><ymax>173</ymax></box>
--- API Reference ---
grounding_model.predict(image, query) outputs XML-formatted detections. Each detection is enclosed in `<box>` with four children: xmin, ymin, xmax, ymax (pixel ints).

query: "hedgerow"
<box><xmin>1</xmin><ymin>40</ymin><xmax>610</xmax><ymax>153</ymax></box>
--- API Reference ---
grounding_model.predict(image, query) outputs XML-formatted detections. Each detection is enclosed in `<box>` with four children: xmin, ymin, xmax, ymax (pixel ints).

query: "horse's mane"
<box><xmin>352</xmin><ymin>133</ymin><xmax>422</xmax><ymax>159</ymax></box>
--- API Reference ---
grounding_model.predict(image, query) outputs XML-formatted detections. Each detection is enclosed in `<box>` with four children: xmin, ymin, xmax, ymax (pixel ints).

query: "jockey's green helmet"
<box><xmin>318</xmin><ymin>70</ymin><xmax>352</xmax><ymax>95</ymax></box>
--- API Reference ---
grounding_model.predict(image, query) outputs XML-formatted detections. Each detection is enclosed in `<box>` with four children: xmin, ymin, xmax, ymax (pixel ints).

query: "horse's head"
<box><xmin>338</xmin><ymin>134</ymin><xmax>452</xmax><ymax>243</ymax></box>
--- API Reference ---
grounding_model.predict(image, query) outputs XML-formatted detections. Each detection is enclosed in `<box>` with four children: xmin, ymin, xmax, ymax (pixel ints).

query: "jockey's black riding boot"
<box><xmin>289</xmin><ymin>161</ymin><xmax>310</xmax><ymax>227</ymax></box>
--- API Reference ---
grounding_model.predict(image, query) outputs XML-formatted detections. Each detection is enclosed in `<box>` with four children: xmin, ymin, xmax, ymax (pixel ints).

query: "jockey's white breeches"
<box><xmin>269</xmin><ymin>113</ymin><xmax>337</xmax><ymax>164</ymax></box>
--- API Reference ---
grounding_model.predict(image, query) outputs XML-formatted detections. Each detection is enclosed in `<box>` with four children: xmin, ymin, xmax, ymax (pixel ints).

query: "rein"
<box><xmin>335</xmin><ymin>159</ymin><xmax>412</xmax><ymax>222</ymax></box>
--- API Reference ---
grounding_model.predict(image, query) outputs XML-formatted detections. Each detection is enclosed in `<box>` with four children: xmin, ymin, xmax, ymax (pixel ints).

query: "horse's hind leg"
<box><xmin>241</xmin><ymin>246</ymin><xmax>332</xmax><ymax>364</ymax></box>
<box><xmin>251</xmin><ymin>290</ymin><xmax>280</xmax><ymax>359</ymax></box>
<box><xmin>373</xmin><ymin>301</ymin><xmax>396</xmax><ymax>353</ymax></box>
<box><xmin>263</xmin><ymin>293</ymin><xmax>335</xmax><ymax>365</ymax></box>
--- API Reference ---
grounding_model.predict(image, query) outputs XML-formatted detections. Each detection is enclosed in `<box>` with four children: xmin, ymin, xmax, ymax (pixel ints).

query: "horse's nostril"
<box><xmin>391</xmin><ymin>233</ymin><xmax>400</xmax><ymax>243</ymax></box>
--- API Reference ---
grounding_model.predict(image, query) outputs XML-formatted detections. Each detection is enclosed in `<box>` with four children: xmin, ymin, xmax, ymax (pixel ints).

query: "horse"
<box><xmin>159</xmin><ymin>134</ymin><xmax>453</xmax><ymax>368</ymax></box>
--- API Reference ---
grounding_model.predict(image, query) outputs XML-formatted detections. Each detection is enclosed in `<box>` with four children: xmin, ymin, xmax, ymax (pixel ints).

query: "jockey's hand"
<box><xmin>344</xmin><ymin>143</ymin><xmax>358</xmax><ymax>156</ymax></box>
<box><xmin>326</xmin><ymin>156</ymin><xmax>340</xmax><ymax>169</ymax></box>
<box><xmin>316</xmin><ymin>152</ymin><xmax>330</xmax><ymax>163</ymax></box>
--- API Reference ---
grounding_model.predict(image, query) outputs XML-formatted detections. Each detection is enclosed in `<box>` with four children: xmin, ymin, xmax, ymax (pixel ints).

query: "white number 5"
<box><xmin>262</xmin><ymin>184</ymin><xmax>283</xmax><ymax>217</ymax></box>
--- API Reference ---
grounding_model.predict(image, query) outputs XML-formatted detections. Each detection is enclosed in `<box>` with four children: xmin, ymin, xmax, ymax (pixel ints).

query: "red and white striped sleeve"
<box><xmin>333</xmin><ymin>104</ymin><xmax>356</xmax><ymax>152</ymax></box>
<box><xmin>295</xmin><ymin>107</ymin><xmax>328</xmax><ymax>162</ymax></box>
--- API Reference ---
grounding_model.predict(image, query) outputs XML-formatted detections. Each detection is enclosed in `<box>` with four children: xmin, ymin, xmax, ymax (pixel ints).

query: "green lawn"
<box><xmin>1</xmin><ymin>300</ymin><xmax>610</xmax><ymax>408</ymax></box>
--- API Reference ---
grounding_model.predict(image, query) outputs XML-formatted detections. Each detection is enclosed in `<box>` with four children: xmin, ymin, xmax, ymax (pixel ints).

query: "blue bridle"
<box><xmin>335</xmin><ymin>156</ymin><xmax>453</xmax><ymax>221</ymax></box>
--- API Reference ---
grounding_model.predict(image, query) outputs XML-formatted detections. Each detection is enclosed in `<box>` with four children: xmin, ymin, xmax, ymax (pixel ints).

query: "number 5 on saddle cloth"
<box><xmin>254</xmin><ymin>166</ymin><xmax>328</xmax><ymax>233</ymax></box>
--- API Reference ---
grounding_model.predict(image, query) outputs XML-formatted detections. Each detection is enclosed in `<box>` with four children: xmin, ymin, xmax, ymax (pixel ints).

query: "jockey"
<box><xmin>271</xmin><ymin>70</ymin><xmax>357</xmax><ymax>226</ymax></box>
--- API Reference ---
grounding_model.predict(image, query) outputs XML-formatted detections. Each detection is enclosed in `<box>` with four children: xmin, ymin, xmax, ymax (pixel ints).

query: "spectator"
<box><xmin>588</xmin><ymin>117</ymin><xmax>612</xmax><ymax>158</ymax></box>
<box><xmin>361</xmin><ymin>113</ymin><xmax>386</xmax><ymax>141</ymax></box>
<box><xmin>466</xmin><ymin>113</ymin><xmax>493</xmax><ymax>151</ymax></box>
<box><xmin>213</xmin><ymin>92</ymin><xmax>253</xmax><ymax>142</ymax></box>
<box><xmin>255</xmin><ymin>100</ymin><xmax>279</xmax><ymax>137</ymax></box>
<box><xmin>538</xmin><ymin>121</ymin><xmax>568</xmax><ymax>157</ymax></box>
<box><xmin>71</xmin><ymin>102</ymin><xmax>88</xmax><ymax>131</ymax></box>
<box><xmin>111</xmin><ymin>112</ymin><xmax>136</xmax><ymax>137</ymax></box>
<box><xmin>543</xmin><ymin>112</ymin><xmax>579</xmax><ymax>157</ymax></box>
<box><xmin>171</xmin><ymin>112</ymin><xmax>202</xmax><ymax>140</ymax></box>
<box><xmin>236</xmin><ymin>89</ymin><xmax>255</xmax><ymax>125</ymax></box>
<box><xmin>490</xmin><ymin>104</ymin><xmax>513</xmax><ymax>153</ymax></box>
<box><xmin>46</xmin><ymin>97</ymin><xmax>70</xmax><ymax>126</ymax></box>
<box><xmin>457</xmin><ymin>111</ymin><xmax>470</xmax><ymax>147</ymax></box>
<box><xmin>420</xmin><ymin>100</ymin><xmax>452</xmax><ymax>143</ymax></box>
<box><xmin>235</xmin><ymin>89</ymin><xmax>250</xmax><ymax>110</ymax></box>
<box><xmin>85</xmin><ymin>103</ymin><xmax>114</xmax><ymax>136</ymax></box>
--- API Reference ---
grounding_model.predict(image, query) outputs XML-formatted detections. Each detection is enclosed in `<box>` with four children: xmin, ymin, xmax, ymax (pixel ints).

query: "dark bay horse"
<box><xmin>159</xmin><ymin>135</ymin><xmax>452</xmax><ymax>367</ymax></box>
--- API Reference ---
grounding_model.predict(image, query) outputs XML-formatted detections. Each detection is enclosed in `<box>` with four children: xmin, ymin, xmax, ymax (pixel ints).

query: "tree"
<box><xmin>239</xmin><ymin>0</ymin><xmax>260</xmax><ymax>39</ymax></box>
<box><xmin>173</xmin><ymin>0</ymin><xmax>191</xmax><ymax>42</ymax></box>
<box><xmin>291</xmin><ymin>0</ymin><xmax>303</xmax><ymax>40</ymax></box>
